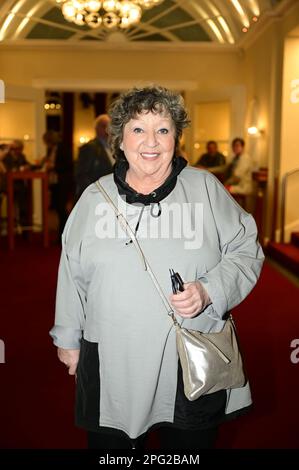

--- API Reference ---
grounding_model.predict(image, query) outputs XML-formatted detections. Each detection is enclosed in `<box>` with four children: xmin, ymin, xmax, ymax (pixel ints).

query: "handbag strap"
<box><xmin>95</xmin><ymin>180</ymin><xmax>178</xmax><ymax>325</ymax></box>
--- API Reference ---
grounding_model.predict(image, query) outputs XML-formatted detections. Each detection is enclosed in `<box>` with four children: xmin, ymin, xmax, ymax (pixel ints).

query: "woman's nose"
<box><xmin>144</xmin><ymin>130</ymin><xmax>158</xmax><ymax>147</ymax></box>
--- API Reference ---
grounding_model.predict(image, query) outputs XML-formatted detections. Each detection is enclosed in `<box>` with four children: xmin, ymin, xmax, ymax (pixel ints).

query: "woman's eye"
<box><xmin>133</xmin><ymin>127</ymin><xmax>143</xmax><ymax>134</ymax></box>
<box><xmin>158</xmin><ymin>128</ymin><xmax>169</xmax><ymax>134</ymax></box>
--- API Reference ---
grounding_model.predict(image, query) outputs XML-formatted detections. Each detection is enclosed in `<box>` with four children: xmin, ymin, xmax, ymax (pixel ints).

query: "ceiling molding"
<box><xmin>239</xmin><ymin>0</ymin><xmax>297</xmax><ymax>50</ymax></box>
<box><xmin>0</xmin><ymin>38</ymin><xmax>239</xmax><ymax>52</ymax></box>
<box><xmin>212</xmin><ymin>0</ymin><xmax>239</xmax><ymax>41</ymax></box>
<box><xmin>0</xmin><ymin>0</ymin><xmax>236</xmax><ymax>44</ymax></box>
<box><xmin>0</xmin><ymin>0</ymin><xmax>293</xmax><ymax>46</ymax></box>
<box><xmin>0</xmin><ymin>0</ymin><xmax>18</xmax><ymax>20</ymax></box>
<box><xmin>31</xmin><ymin>78</ymin><xmax>199</xmax><ymax>91</ymax></box>
<box><xmin>176</xmin><ymin>0</ymin><xmax>215</xmax><ymax>42</ymax></box>
<box><xmin>12</xmin><ymin>1</ymin><xmax>54</xmax><ymax>40</ymax></box>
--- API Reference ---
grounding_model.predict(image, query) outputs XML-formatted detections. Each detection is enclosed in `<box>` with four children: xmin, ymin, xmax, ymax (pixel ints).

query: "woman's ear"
<box><xmin>120</xmin><ymin>142</ymin><xmax>124</xmax><ymax>151</ymax></box>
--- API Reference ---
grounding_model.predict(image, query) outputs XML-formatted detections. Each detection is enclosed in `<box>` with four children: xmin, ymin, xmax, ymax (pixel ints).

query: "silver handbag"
<box><xmin>95</xmin><ymin>180</ymin><xmax>247</xmax><ymax>401</ymax></box>
<box><xmin>174</xmin><ymin>314</ymin><xmax>246</xmax><ymax>400</ymax></box>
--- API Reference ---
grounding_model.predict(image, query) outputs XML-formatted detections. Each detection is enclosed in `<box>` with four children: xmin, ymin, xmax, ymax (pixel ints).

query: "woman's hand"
<box><xmin>170</xmin><ymin>281</ymin><xmax>211</xmax><ymax>319</ymax></box>
<box><xmin>57</xmin><ymin>348</ymin><xmax>80</xmax><ymax>375</ymax></box>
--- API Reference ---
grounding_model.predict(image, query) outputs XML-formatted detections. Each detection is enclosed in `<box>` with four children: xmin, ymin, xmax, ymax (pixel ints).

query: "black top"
<box><xmin>113</xmin><ymin>156</ymin><xmax>187</xmax><ymax>205</ymax></box>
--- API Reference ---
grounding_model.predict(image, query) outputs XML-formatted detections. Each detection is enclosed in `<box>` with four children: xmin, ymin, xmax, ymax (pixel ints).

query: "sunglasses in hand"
<box><xmin>169</xmin><ymin>269</ymin><xmax>185</xmax><ymax>294</ymax></box>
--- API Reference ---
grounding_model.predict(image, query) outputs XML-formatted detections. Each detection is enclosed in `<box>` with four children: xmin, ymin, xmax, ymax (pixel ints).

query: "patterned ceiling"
<box><xmin>0</xmin><ymin>0</ymin><xmax>284</xmax><ymax>44</ymax></box>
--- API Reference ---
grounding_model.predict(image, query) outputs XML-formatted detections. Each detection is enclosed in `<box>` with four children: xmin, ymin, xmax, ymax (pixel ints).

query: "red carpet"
<box><xmin>0</xmin><ymin>238</ymin><xmax>299</xmax><ymax>449</ymax></box>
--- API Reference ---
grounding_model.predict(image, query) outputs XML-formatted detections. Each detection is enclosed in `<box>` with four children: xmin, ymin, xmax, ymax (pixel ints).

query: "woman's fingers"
<box><xmin>170</xmin><ymin>283</ymin><xmax>195</xmax><ymax>301</ymax></box>
<box><xmin>170</xmin><ymin>283</ymin><xmax>202</xmax><ymax>307</ymax></box>
<box><xmin>169</xmin><ymin>281</ymin><xmax>211</xmax><ymax>318</ymax></box>
<box><xmin>57</xmin><ymin>348</ymin><xmax>80</xmax><ymax>375</ymax></box>
<box><xmin>68</xmin><ymin>363</ymin><xmax>78</xmax><ymax>375</ymax></box>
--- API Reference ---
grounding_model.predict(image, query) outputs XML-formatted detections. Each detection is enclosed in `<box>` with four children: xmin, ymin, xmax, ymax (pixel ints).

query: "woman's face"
<box><xmin>232</xmin><ymin>141</ymin><xmax>244</xmax><ymax>156</ymax></box>
<box><xmin>120</xmin><ymin>111</ymin><xmax>176</xmax><ymax>180</ymax></box>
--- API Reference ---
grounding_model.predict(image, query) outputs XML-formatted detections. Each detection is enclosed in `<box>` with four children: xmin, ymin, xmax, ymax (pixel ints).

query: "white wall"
<box><xmin>0</xmin><ymin>99</ymin><xmax>35</xmax><ymax>162</ymax></box>
<box><xmin>241</xmin><ymin>1</ymin><xmax>299</xmax><ymax>241</ymax></box>
<box><xmin>0</xmin><ymin>84</ymin><xmax>46</xmax><ymax>228</ymax></box>
<box><xmin>280</xmin><ymin>36</ymin><xmax>299</xmax><ymax>236</ymax></box>
<box><xmin>0</xmin><ymin>44</ymin><xmax>243</xmax><ymax>160</ymax></box>
<box><xmin>280</xmin><ymin>37</ymin><xmax>299</xmax><ymax>175</ymax></box>
<box><xmin>193</xmin><ymin>101</ymin><xmax>231</xmax><ymax>162</ymax></box>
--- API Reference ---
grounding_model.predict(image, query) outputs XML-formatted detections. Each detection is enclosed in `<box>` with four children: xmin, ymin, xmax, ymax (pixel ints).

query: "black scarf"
<box><xmin>113</xmin><ymin>156</ymin><xmax>187</xmax><ymax>205</ymax></box>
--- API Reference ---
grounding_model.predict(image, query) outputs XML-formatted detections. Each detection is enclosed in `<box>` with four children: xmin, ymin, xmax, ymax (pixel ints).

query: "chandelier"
<box><xmin>56</xmin><ymin>1</ymin><xmax>165</xmax><ymax>29</ymax></box>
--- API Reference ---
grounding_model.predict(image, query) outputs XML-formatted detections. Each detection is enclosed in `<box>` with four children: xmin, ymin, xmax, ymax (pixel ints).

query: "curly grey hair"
<box><xmin>108</xmin><ymin>85</ymin><xmax>190</xmax><ymax>161</ymax></box>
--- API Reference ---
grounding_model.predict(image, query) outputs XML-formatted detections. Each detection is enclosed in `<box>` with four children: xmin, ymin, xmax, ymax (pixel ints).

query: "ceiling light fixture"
<box><xmin>247</xmin><ymin>0</ymin><xmax>260</xmax><ymax>17</ymax></box>
<box><xmin>56</xmin><ymin>0</ymin><xmax>164</xmax><ymax>29</ymax></box>
<box><xmin>247</xmin><ymin>126</ymin><xmax>264</xmax><ymax>137</ymax></box>
<box><xmin>230</xmin><ymin>0</ymin><xmax>250</xmax><ymax>28</ymax></box>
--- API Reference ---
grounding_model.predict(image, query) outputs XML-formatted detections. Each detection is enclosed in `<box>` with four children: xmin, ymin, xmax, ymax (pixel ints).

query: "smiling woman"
<box><xmin>50</xmin><ymin>85</ymin><xmax>264</xmax><ymax>450</ymax></box>
<box><xmin>120</xmin><ymin>113</ymin><xmax>176</xmax><ymax>188</ymax></box>
<box><xmin>109</xmin><ymin>86</ymin><xmax>189</xmax><ymax>160</ymax></box>
<box><xmin>110</xmin><ymin>85</ymin><xmax>189</xmax><ymax>193</ymax></box>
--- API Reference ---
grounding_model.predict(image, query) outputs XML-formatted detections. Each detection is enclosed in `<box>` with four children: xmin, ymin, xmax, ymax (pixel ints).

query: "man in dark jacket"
<box><xmin>3</xmin><ymin>140</ymin><xmax>31</xmax><ymax>229</ymax></box>
<box><xmin>75</xmin><ymin>114</ymin><xmax>113</xmax><ymax>199</ymax></box>
<box><xmin>42</xmin><ymin>130</ymin><xmax>73</xmax><ymax>238</ymax></box>
<box><xmin>195</xmin><ymin>140</ymin><xmax>226</xmax><ymax>169</ymax></box>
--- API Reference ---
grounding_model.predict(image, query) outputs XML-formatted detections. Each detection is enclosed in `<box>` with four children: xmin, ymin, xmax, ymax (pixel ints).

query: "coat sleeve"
<box><xmin>198</xmin><ymin>174</ymin><xmax>264</xmax><ymax>320</ymax></box>
<box><xmin>49</xmin><ymin>212</ymin><xmax>87</xmax><ymax>349</ymax></box>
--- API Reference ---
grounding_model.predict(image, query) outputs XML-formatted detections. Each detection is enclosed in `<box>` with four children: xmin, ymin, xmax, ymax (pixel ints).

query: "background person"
<box><xmin>195</xmin><ymin>140</ymin><xmax>226</xmax><ymax>175</ymax></box>
<box><xmin>0</xmin><ymin>144</ymin><xmax>9</xmax><ymax>231</ymax></box>
<box><xmin>42</xmin><ymin>130</ymin><xmax>73</xmax><ymax>238</ymax></box>
<box><xmin>50</xmin><ymin>86</ymin><xmax>264</xmax><ymax>450</ymax></box>
<box><xmin>3</xmin><ymin>140</ymin><xmax>30</xmax><ymax>231</ymax></box>
<box><xmin>0</xmin><ymin>143</ymin><xmax>8</xmax><ymax>177</ymax></box>
<box><xmin>75</xmin><ymin>114</ymin><xmax>113</xmax><ymax>199</ymax></box>
<box><xmin>224</xmin><ymin>137</ymin><xmax>253</xmax><ymax>195</ymax></box>
<box><xmin>4</xmin><ymin>139</ymin><xmax>30</xmax><ymax>172</ymax></box>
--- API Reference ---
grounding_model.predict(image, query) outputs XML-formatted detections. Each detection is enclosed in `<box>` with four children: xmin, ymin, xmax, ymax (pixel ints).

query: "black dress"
<box><xmin>75</xmin><ymin>339</ymin><xmax>227</xmax><ymax>439</ymax></box>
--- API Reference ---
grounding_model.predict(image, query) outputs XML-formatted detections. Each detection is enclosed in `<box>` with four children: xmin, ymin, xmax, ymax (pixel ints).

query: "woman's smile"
<box><xmin>140</xmin><ymin>152</ymin><xmax>160</xmax><ymax>160</ymax></box>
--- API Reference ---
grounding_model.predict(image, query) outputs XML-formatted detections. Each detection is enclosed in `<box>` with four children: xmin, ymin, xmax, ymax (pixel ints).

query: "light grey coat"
<box><xmin>50</xmin><ymin>166</ymin><xmax>264</xmax><ymax>439</ymax></box>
